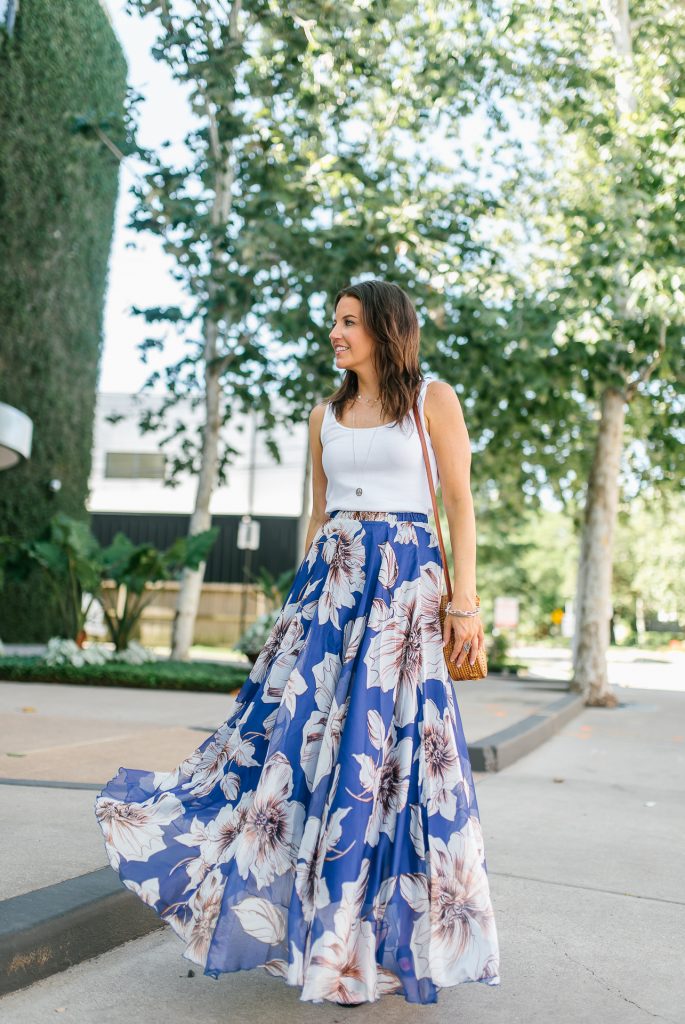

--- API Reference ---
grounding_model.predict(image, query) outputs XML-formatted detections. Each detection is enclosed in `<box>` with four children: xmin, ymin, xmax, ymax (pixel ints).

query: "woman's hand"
<box><xmin>443</xmin><ymin>611</ymin><xmax>485</xmax><ymax>667</ymax></box>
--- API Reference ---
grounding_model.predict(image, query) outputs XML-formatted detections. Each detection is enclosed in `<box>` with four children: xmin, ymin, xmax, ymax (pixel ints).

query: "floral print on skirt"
<box><xmin>94</xmin><ymin>509</ymin><xmax>501</xmax><ymax>1005</ymax></box>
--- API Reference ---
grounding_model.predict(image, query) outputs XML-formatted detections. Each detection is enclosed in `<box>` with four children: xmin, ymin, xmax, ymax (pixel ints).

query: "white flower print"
<box><xmin>263</xmin><ymin>957</ymin><xmax>287</xmax><ymax>978</ymax></box>
<box><xmin>176</xmin><ymin>791</ymin><xmax>255</xmax><ymax>891</ymax></box>
<box><xmin>364</xmin><ymin>575</ymin><xmax>424</xmax><ymax>727</ymax></box>
<box><xmin>162</xmin><ymin>906</ymin><xmax>193</xmax><ymax>945</ymax></box>
<box><xmin>261</xmin><ymin>619</ymin><xmax>306</xmax><ymax>702</ymax></box>
<box><xmin>351</xmin><ymin>716</ymin><xmax>412</xmax><ymax>847</ymax></box>
<box><xmin>342</xmin><ymin>614</ymin><xmax>367</xmax><ymax>664</ymax></box>
<box><xmin>409</xmin><ymin>803</ymin><xmax>426</xmax><ymax>861</ymax></box>
<box><xmin>184</xmin><ymin>867</ymin><xmax>226</xmax><ymax>968</ymax></box>
<box><xmin>204</xmin><ymin>794</ymin><xmax>254</xmax><ymax>864</ymax></box>
<box><xmin>262</xmin><ymin>705</ymin><xmax>279</xmax><ymax>739</ymax></box>
<box><xmin>318</xmin><ymin>520</ymin><xmax>366</xmax><ymax>629</ymax></box>
<box><xmin>400</xmin><ymin>830</ymin><xmax>498</xmax><ymax>985</ymax></box>
<box><xmin>261</xmin><ymin>943</ymin><xmax>308</xmax><ymax>985</ymax></box>
<box><xmin>394</xmin><ymin>520</ymin><xmax>418</xmax><ymax>545</ymax></box>
<box><xmin>301</xmin><ymin>702</ymin><xmax>349</xmax><ymax>793</ymax></box>
<box><xmin>313</xmin><ymin>650</ymin><xmax>342</xmax><ymax>709</ymax></box>
<box><xmin>300</xmin><ymin>651</ymin><xmax>348</xmax><ymax>792</ymax></box>
<box><xmin>419</xmin><ymin>560</ymin><xmax>447</xmax><ymax>680</ymax></box>
<box><xmin>377</xmin><ymin>541</ymin><xmax>399</xmax><ymax>588</ymax></box>
<box><xmin>371</xmin><ymin>874</ymin><xmax>397</xmax><ymax>924</ymax></box>
<box><xmin>95</xmin><ymin>792</ymin><xmax>184</xmax><ymax>864</ymax></box>
<box><xmin>367</xmin><ymin>597</ymin><xmax>392</xmax><ymax>631</ymax></box>
<box><xmin>123</xmin><ymin>876</ymin><xmax>160</xmax><ymax>908</ymax></box>
<box><xmin>305</xmin><ymin>518</ymin><xmax>331</xmax><ymax>569</ymax></box>
<box><xmin>300</xmin><ymin>864</ymin><xmax>379</xmax><ymax>1005</ymax></box>
<box><xmin>294</xmin><ymin>805</ymin><xmax>351</xmax><ymax>922</ymax></box>
<box><xmin>415</xmin><ymin>519</ymin><xmax>440</xmax><ymax>548</ymax></box>
<box><xmin>414</xmin><ymin>697</ymin><xmax>463</xmax><ymax>820</ymax></box>
<box><xmin>231</xmin><ymin>897</ymin><xmax>286</xmax><ymax>944</ymax></box>
<box><xmin>233</xmin><ymin>752</ymin><xmax>306</xmax><ymax>887</ymax></box>
<box><xmin>250</xmin><ymin>600</ymin><xmax>304</xmax><ymax>691</ymax></box>
<box><xmin>151</xmin><ymin>768</ymin><xmax>181</xmax><ymax>791</ymax></box>
<box><xmin>220</xmin><ymin>770</ymin><xmax>241</xmax><ymax>801</ymax></box>
<box><xmin>179</xmin><ymin>720</ymin><xmax>258</xmax><ymax>797</ymax></box>
<box><xmin>295</xmin><ymin>815</ymin><xmax>329</xmax><ymax>923</ymax></box>
<box><xmin>464</xmin><ymin>812</ymin><xmax>485</xmax><ymax>865</ymax></box>
<box><xmin>282</xmin><ymin>667</ymin><xmax>308</xmax><ymax>717</ymax></box>
<box><xmin>174</xmin><ymin>815</ymin><xmax>214</xmax><ymax>892</ymax></box>
<box><xmin>428</xmin><ymin>831</ymin><xmax>498</xmax><ymax>981</ymax></box>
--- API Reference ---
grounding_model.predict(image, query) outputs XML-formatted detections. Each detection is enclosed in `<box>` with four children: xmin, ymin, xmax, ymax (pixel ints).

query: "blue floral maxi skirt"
<box><xmin>94</xmin><ymin>510</ymin><xmax>501</xmax><ymax>1005</ymax></box>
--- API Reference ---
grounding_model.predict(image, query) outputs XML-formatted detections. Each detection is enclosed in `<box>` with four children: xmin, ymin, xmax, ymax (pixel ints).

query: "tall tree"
<box><xmin>0</xmin><ymin>0</ymin><xmax>126</xmax><ymax>640</ymax></box>
<box><xmin>427</xmin><ymin>0</ymin><xmax>684</xmax><ymax>704</ymax></box>
<box><xmin>123</xmin><ymin>0</ymin><xmax>507</xmax><ymax>659</ymax></box>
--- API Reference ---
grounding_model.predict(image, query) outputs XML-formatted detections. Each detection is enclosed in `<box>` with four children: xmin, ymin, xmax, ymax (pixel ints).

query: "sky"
<box><xmin>99</xmin><ymin>1</ymin><xmax>193</xmax><ymax>394</ymax></box>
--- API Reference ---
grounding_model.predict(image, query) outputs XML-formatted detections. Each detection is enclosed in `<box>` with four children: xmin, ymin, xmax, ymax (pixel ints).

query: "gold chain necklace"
<box><xmin>355</xmin><ymin>392</ymin><xmax>381</xmax><ymax>406</ymax></box>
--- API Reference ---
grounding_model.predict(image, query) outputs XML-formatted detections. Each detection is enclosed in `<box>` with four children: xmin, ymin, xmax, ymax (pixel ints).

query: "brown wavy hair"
<box><xmin>326</xmin><ymin>280</ymin><xmax>424</xmax><ymax>431</ymax></box>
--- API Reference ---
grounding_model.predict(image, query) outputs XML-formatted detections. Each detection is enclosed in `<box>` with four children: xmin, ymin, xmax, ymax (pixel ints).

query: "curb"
<box><xmin>0</xmin><ymin>685</ymin><xmax>586</xmax><ymax>995</ymax></box>
<box><xmin>0</xmin><ymin>867</ymin><xmax>164</xmax><ymax>997</ymax></box>
<box><xmin>467</xmin><ymin>690</ymin><xmax>586</xmax><ymax>772</ymax></box>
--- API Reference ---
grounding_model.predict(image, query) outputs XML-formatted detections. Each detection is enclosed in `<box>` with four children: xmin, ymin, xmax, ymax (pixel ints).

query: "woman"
<box><xmin>94</xmin><ymin>279</ymin><xmax>501</xmax><ymax>1006</ymax></box>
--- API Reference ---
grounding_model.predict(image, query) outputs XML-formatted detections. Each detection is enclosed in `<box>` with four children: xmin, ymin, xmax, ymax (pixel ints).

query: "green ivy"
<box><xmin>0</xmin><ymin>0</ymin><xmax>127</xmax><ymax>640</ymax></box>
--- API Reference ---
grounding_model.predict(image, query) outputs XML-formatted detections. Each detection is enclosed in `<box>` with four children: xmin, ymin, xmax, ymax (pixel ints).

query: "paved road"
<box><xmin>513</xmin><ymin>644</ymin><xmax>685</xmax><ymax>692</ymax></box>
<box><xmin>1</xmin><ymin>685</ymin><xmax>683</xmax><ymax>1024</ymax></box>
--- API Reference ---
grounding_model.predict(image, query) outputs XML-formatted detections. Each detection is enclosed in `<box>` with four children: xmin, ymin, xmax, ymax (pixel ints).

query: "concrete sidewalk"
<box><xmin>1</xmin><ymin>683</ymin><xmax>682</xmax><ymax>1023</ymax></box>
<box><xmin>0</xmin><ymin>675</ymin><xmax>573</xmax><ymax>902</ymax></box>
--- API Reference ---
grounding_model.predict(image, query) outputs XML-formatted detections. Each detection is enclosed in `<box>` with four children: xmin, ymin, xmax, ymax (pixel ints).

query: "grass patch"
<box><xmin>0</xmin><ymin>656</ymin><xmax>249</xmax><ymax>693</ymax></box>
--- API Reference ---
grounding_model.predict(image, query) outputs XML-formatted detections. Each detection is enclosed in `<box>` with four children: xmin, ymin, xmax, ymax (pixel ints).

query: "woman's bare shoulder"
<box><xmin>423</xmin><ymin>380</ymin><xmax>463</xmax><ymax>429</ymax></box>
<box><xmin>309</xmin><ymin>401</ymin><xmax>329</xmax><ymax>418</ymax></box>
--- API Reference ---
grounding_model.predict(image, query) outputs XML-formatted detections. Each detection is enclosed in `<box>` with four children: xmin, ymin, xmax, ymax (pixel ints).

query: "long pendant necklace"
<box><xmin>351</xmin><ymin>393</ymin><xmax>382</xmax><ymax>497</ymax></box>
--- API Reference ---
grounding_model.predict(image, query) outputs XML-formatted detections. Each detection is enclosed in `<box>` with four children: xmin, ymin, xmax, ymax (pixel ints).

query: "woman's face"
<box><xmin>329</xmin><ymin>296</ymin><xmax>376</xmax><ymax>372</ymax></box>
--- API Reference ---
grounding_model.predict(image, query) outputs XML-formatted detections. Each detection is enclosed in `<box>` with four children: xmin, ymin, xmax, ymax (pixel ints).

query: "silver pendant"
<box><xmin>355</xmin><ymin>486</ymin><xmax>363</xmax><ymax>496</ymax></box>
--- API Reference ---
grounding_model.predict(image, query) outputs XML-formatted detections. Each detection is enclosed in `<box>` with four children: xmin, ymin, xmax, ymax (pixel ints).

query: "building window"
<box><xmin>105</xmin><ymin>452</ymin><xmax>166</xmax><ymax>480</ymax></box>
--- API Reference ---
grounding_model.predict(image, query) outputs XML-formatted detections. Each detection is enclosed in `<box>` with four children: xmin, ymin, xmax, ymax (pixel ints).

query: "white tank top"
<box><xmin>320</xmin><ymin>378</ymin><xmax>440</xmax><ymax>514</ymax></box>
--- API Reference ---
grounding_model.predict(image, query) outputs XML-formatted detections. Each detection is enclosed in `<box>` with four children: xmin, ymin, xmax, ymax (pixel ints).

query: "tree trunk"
<box><xmin>570</xmin><ymin>0</ymin><xmax>635</xmax><ymax>702</ymax></box>
<box><xmin>571</xmin><ymin>387</ymin><xmax>626</xmax><ymax>705</ymax></box>
<box><xmin>168</xmin><ymin>10</ymin><xmax>239</xmax><ymax>660</ymax></box>
<box><xmin>170</xmin><ymin>351</ymin><xmax>222</xmax><ymax>660</ymax></box>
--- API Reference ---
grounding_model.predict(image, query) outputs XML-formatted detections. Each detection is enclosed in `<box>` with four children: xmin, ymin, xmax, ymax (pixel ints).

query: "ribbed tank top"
<box><xmin>320</xmin><ymin>378</ymin><xmax>440</xmax><ymax>514</ymax></box>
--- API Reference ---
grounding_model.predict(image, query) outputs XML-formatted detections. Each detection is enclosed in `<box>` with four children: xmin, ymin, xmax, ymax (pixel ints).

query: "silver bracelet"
<box><xmin>445</xmin><ymin>601</ymin><xmax>480</xmax><ymax>617</ymax></box>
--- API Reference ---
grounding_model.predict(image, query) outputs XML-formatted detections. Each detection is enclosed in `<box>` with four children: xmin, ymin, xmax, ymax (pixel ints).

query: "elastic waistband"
<box><xmin>329</xmin><ymin>509</ymin><xmax>429</xmax><ymax>523</ymax></box>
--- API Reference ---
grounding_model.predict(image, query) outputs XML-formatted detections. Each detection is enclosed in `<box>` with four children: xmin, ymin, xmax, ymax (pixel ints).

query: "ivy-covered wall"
<box><xmin>0</xmin><ymin>1</ymin><xmax>127</xmax><ymax>640</ymax></box>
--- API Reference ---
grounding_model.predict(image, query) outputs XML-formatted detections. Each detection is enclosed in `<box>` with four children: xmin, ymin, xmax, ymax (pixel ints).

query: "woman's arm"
<box><xmin>424</xmin><ymin>381</ymin><xmax>485</xmax><ymax>667</ymax></box>
<box><xmin>302</xmin><ymin>403</ymin><xmax>330</xmax><ymax>556</ymax></box>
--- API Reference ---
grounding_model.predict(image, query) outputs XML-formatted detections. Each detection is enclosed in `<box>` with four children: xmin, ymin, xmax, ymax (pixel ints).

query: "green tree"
<box><xmin>0</xmin><ymin>0</ymin><xmax>127</xmax><ymax>640</ymax></box>
<box><xmin>613</xmin><ymin>490</ymin><xmax>685</xmax><ymax>637</ymax></box>
<box><xmin>121</xmin><ymin>0</ymin><xmax>507</xmax><ymax>659</ymax></box>
<box><xmin>429</xmin><ymin>0</ymin><xmax>685</xmax><ymax>704</ymax></box>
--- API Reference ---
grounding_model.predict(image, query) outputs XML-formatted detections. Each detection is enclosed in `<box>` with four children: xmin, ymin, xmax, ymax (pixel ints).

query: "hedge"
<box><xmin>0</xmin><ymin>656</ymin><xmax>248</xmax><ymax>693</ymax></box>
<box><xmin>0</xmin><ymin>1</ymin><xmax>127</xmax><ymax>640</ymax></box>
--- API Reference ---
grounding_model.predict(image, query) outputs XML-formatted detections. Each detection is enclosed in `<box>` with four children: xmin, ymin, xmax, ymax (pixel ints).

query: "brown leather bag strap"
<box><xmin>412</xmin><ymin>394</ymin><xmax>452</xmax><ymax>603</ymax></box>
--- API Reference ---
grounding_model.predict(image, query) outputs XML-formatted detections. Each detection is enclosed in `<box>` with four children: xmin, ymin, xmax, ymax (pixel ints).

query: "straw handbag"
<box><xmin>412</xmin><ymin>397</ymin><xmax>488</xmax><ymax>681</ymax></box>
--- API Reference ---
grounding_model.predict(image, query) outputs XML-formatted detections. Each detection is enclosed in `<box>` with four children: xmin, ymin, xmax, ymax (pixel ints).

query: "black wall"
<box><xmin>91</xmin><ymin>513</ymin><xmax>300</xmax><ymax>584</ymax></box>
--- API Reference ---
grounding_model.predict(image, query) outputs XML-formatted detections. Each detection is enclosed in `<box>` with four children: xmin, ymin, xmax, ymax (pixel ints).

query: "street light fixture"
<box><xmin>0</xmin><ymin>401</ymin><xmax>33</xmax><ymax>471</ymax></box>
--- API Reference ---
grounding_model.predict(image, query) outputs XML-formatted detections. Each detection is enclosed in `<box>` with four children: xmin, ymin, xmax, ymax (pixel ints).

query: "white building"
<box><xmin>88</xmin><ymin>392</ymin><xmax>310</xmax><ymax>518</ymax></box>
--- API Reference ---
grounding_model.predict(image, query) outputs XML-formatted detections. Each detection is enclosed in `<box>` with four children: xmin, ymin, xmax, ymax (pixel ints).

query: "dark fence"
<box><xmin>91</xmin><ymin>512</ymin><xmax>300</xmax><ymax>584</ymax></box>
